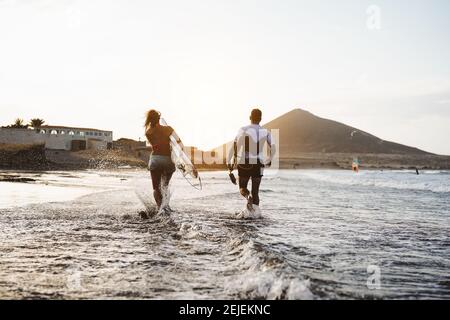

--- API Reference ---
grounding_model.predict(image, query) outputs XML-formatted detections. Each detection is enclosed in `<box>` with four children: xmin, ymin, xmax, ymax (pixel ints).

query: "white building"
<box><xmin>0</xmin><ymin>125</ymin><xmax>113</xmax><ymax>151</ymax></box>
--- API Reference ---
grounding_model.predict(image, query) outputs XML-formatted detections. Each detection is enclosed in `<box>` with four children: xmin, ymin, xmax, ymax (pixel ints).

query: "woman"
<box><xmin>144</xmin><ymin>109</ymin><xmax>180</xmax><ymax>212</ymax></box>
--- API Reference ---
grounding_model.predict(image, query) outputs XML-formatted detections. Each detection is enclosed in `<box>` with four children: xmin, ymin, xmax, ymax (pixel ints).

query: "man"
<box><xmin>228</xmin><ymin>108</ymin><xmax>275</xmax><ymax>213</ymax></box>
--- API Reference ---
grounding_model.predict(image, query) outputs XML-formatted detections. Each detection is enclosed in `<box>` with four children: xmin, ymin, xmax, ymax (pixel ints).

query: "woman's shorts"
<box><xmin>148</xmin><ymin>155</ymin><xmax>176</xmax><ymax>173</ymax></box>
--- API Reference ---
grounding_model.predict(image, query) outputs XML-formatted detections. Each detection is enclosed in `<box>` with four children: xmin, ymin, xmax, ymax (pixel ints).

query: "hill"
<box><xmin>211</xmin><ymin>109</ymin><xmax>450</xmax><ymax>169</ymax></box>
<box><xmin>265</xmin><ymin>109</ymin><xmax>430</xmax><ymax>156</ymax></box>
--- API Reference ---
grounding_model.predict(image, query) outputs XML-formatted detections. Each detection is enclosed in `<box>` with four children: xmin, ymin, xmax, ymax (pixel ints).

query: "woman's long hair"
<box><xmin>145</xmin><ymin>109</ymin><xmax>161</xmax><ymax>129</ymax></box>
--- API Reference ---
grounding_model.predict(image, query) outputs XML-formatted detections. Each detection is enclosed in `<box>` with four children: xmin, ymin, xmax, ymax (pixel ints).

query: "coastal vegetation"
<box><xmin>1</xmin><ymin>118</ymin><xmax>46</xmax><ymax>129</ymax></box>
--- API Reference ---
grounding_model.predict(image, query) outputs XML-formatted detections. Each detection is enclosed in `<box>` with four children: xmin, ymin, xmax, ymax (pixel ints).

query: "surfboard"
<box><xmin>160</xmin><ymin>118</ymin><xmax>202</xmax><ymax>190</ymax></box>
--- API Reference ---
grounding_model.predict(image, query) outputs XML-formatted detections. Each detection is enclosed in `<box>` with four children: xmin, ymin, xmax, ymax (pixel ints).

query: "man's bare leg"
<box><xmin>239</xmin><ymin>175</ymin><xmax>254</xmax><ymax>211</ymax></box>
<box><xmin>251</xmin><ymin>177</ymin><xmax>261</xmax><ymax>206</ymax></box>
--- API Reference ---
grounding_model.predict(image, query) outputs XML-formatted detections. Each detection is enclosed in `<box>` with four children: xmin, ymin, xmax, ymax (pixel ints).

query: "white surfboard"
<box><xmin>160</xmin><ymin>118</ymin><xmax>202</xmax><ymax>190</ymax></box>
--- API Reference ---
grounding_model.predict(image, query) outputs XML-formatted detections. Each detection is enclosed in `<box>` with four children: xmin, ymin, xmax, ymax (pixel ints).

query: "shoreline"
<box><xmin>1</xmin><ymin>144</ymin><xmax>449</xmax><ymax>172</ymax></box>
<box><xmin>2</xmin><ymin>161</ymin><xmax>449</xmax><ymax>173</ymax></box>
<box><xmin>2</xmin><ymin>163</ymin><xmax>449</xmax><ymax>173</ymax></box>
<box><xmin>1</xmin><ymin>167</ymin><xmax>448</xmax><ymax>180</ymax></box>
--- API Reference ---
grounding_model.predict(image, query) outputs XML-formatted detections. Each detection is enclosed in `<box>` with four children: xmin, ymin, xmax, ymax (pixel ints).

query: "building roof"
<box><xmin>40</xmin><ymin>125</ymin><xmax>112</xmax><ymax>132</ymax></box>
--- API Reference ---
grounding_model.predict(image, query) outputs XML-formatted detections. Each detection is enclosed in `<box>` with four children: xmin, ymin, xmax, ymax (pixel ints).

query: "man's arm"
<box><xmin>226</xmin><ymin>140</ymin><xmax>237</xmax><ymax>171</ymax></box>
<box><xmin>266</xmin><ymin>130</ymin><xmax>276</xmax><ymax>167</ymax></box>
<box><xmin>227</xmin><ymin>129</ymin><xmax>241</xmax><ymax>171</ymax></box>
<box><xmin>228</xmin><ymin>140</ymin><xmax>237</xmax><ymax>171</ymax></box>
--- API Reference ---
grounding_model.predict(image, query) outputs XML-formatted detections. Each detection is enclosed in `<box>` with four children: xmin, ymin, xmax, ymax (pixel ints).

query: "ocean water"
<box><xmin>0</xmin><ymin>169</ymin><xmax>448</xmax><ymax>299</ymax></box>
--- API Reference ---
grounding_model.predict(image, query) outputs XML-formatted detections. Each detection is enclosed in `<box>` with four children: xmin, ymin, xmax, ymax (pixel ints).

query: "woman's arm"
<box><xmin>169</xmin><ymin>129</ymin><xmax>199</xmax><ymax>177</ymax></box>
<box><xmin>170</xmin><ymin>130</ymin><xmax>184</xmax><ymax>150</ymax></box>
<box><xmin>145</xmin><ymin>128</ymin><xmax>151</xmax><ymax>143</ymax></box>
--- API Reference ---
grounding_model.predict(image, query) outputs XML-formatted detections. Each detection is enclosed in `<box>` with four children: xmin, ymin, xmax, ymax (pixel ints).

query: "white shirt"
<box><xmin>233</xmin><ymin>124</ymin><xmax>273</xmax><ymax>165</ymax></box>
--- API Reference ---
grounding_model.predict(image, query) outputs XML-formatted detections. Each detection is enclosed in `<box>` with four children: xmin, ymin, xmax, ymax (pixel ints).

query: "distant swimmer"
<box><xmin>227</xmin><ymin>108</ymin><xmax>276</xmax><ymax>214</ymax></box>
<box><xmin>352</xmin><ymin>157</ymin><xmax>360</xmax><ymax>173</ymax></box>
<box><xmin>144</xmin><ymin>109</ymin><xmax>184</xmax><ymax>214</ymax></box>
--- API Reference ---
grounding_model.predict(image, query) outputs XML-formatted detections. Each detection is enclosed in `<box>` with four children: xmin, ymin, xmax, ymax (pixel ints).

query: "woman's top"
<box><xmin>145</xmin><ymin>125</ymin><xmax>174</xmax><ymax>157</ymax></box>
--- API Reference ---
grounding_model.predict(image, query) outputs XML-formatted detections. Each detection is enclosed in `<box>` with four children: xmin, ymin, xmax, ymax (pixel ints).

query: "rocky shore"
<box><xmin>0</xmin><ymin>143</ymin><xmax>51</xmax><ymax>170</ymax></box>
<box><xmin>0</xmin><ymin>143</ymin><xmax>146</xmax><ymax>171</ymax></box>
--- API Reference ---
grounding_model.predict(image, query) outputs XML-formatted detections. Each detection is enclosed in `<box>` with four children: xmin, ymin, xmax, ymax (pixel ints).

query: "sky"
<box><xmin>0</xmin><ymin>0</ymin><xmax>449</xmax><ymax>154</ymax></box>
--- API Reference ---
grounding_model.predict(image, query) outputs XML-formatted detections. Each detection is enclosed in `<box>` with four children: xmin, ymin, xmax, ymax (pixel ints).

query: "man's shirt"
<box><xmin>232</xmin><ymin>124</ymin><xmax>273</xmax><ymax>165</ymax></box>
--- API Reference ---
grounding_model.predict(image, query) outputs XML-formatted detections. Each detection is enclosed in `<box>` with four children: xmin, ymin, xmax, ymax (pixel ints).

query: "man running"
<box><xmin>228</xmin><ymin>108</ymin><xmax>275</xmax><ymax>213</ymax></box>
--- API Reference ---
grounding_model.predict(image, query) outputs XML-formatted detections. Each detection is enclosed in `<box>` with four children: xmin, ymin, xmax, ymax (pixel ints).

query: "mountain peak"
<box><xmin>263</xmin><ymin>109</ymin><xmax>430</xmax><ymax>155</ymax></box>
<box><xmin>286</xmin><ymin>108</ymin><xmax>311</xmax><ymax>115</ymax></box>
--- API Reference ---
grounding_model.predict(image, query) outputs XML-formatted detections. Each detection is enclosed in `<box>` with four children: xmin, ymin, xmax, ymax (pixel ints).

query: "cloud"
<box><xmin>435</xmin><ymin>99</ymin><xmax>450</xmax><ymax>105</ymax></box>
<box><xmin>0</xmin><ymin>0</ymin><xmax>16</xmax><ymax>7</ymax></box>
<box><xmin>0</xmin><ymin>0</ymin><xmax>67</xmax><ymax>9</ymax></box>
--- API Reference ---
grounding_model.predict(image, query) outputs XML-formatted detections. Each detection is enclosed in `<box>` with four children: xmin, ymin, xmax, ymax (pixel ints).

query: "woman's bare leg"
<box><xmin>150</xmin><ymin>170</ymin><xmax>162</xmax><ymax>209</ymax></box>
<box><xmin>160</xmin><ymin>171</ymin><xmax>173</xmax><ymax>209</ymax></box>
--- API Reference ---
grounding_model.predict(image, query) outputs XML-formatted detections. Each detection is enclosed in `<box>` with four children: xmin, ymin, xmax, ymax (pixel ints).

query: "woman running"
<box><xmin>144</xmin><ymin>109</ymin><xmax>182</xmax><ymax>213</ymax></box>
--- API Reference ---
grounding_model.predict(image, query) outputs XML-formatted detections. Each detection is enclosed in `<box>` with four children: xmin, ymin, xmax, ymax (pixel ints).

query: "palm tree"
<box><xmin>12</xmin><ymin>118</ymin><xmax>27</xmax><ymax>128</ymax></box>
<box><xmin>30</xmin><ymin>118</ymin><xmax>45</xmax><ymax>128</ymax></box>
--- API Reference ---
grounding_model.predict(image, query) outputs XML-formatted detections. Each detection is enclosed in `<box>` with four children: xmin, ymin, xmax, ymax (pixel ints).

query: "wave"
<box><xmin>224</xmin><ymin>236</ymin><xmax>313</xmax><ymax>300</ymax></box>
<box><xmin>178</xmin><ymin>222</ymin><xmax>206</xmax><ymax>240</ymax></box>
<box><xmin>300</xmin><ymin>170</ymin><xmax>450</xmax><ymax>193</ymax></box>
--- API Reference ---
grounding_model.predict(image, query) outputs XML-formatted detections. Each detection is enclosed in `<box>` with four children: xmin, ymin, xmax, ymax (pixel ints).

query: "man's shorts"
<box><xmin>237</xmin><ymin>164</ymin><xmax>264</xmax><ymax>178</ymax></box>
